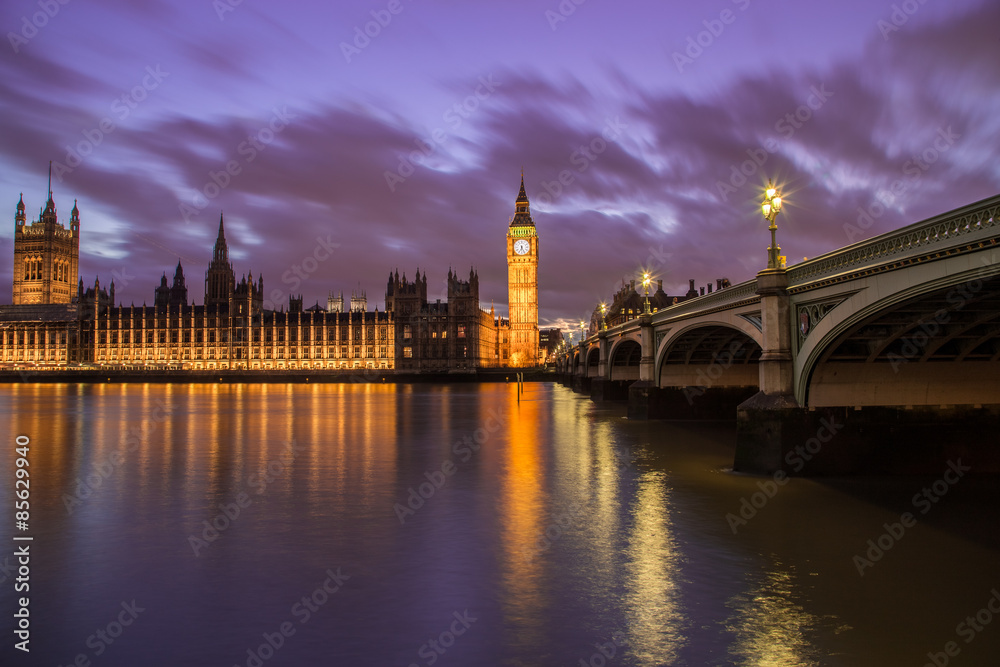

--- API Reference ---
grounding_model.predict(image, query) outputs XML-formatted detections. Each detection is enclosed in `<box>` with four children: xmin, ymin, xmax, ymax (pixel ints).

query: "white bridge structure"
<box><xmin>557</xmin><ymin>194</ymin><xmax>1000</xmax><ymax>475</ymax></box>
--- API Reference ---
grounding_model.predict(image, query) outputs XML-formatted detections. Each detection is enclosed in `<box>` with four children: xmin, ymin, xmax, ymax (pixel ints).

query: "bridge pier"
<box><xmin>627</xmin><ymin>314</ymin><xmax>658</xmax><ymax>418</ymax></box>
<box><xmin>735</xmin><ymin>265</ymin><xmax>802</xmax><ymax>469</ymax></box>
<box><xmin>736</xmin><ymin>403</ymin><xmax>1000</xmax><ymax>475</ymax></box>
<box><xmin>571</xmin><ymin>375</ymin><xmax>591</xmax><ymax>394</ymax></box>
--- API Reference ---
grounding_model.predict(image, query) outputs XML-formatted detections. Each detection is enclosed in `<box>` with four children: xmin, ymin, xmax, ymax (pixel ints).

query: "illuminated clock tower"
<box><xmin>506</xmin><ymin>173</ymin><xmax>538</xmax><ymax>367</ymax></box>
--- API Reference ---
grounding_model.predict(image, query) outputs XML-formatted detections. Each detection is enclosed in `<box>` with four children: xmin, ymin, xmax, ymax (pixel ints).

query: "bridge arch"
<box><xmin>609</xmin><ymin>337</ymin><xmax>641</xmax><ymax>381</ymax></box>
<box><xmin>586</xmin><ymin>346</ymin><xmax>601</xmax><ymax>377</ymax></box>
<box><xmin>654</xmin><ymin>320</ymin><xmax>763</xmax><ymax>388</ymax></box>
<box><xmin>798</xmin><ymin>263</ymin><xmax>1000</xmax><ymax>407</ymax></box>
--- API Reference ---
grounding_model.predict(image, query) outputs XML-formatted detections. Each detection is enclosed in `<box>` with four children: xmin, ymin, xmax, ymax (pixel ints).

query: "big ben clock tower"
<box><xmin>507</xmin><ymin>173</ymin><xmax>539</xmax><ymax>367</ymax></box>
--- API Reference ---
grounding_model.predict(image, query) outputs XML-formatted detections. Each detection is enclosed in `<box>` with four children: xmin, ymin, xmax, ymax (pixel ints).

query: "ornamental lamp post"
<box><xmin>642</xmin><ymin>272</ymin><xmax>652</xmax><ymax>314</ymax></box>
<box><xmin>761</xmin><ymin>180</ymin><xmax>784</xmax><ymax>270</ymax></box>
<box><xmin>600</xmin><ymin>303</ymin><xmax>607</xmax><ymax>330</ymax></box>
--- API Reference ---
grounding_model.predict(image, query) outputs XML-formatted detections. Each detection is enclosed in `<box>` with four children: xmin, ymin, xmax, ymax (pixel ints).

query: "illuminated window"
<box><xmin>403</xmin><ymin>346</ymin><xmax>412</xmax><ymax>358</ymax></box>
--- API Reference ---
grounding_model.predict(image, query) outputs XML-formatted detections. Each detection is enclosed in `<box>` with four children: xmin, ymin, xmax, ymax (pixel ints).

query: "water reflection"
<box><xmin>725</xmin><ymin>563</ymin><xmax>821</xmax><ymax>666</ymax></box>
<box><xmin>1</xmin><ymin>383</ymin><xmax>998</xmax><ymax>666</ymax></box>
<box><xmin>499</xmin><ymin>385</ymin><xmax>547</xmax><ymax>655</ymax></box>
<box><xmin>624</xmin><ymin>470</ymin><xmax>685</xmax><ymax>664</ymax></box>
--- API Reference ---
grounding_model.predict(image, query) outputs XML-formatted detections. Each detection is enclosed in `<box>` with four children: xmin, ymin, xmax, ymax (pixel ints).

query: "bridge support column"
<box><xmin>628</xmin><ymin>314</ymin><xmax>661</xmax><ymax>419</ymax></box>
<box><xmin>735</xmin><ymin>268</ymin><xmax>799</xmax><ymax>472</ymax></box>
<box><xmin>590</xmin><ymin>332</ymin><xmax>613</xmax><ymax>401</ymax></box>
<box><xmin>572</xmin><ymin>342</ymin><xmax>591</xmax><ymax>393</ymax></box>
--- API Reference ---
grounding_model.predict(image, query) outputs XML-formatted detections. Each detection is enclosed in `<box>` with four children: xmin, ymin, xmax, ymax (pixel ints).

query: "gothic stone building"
<box><xmin>12</xmin><ymin>185</ymin><xmax>80</xmax><ymax>305</ymax></box>
<box><xmin>1</xmin><ymin>212</ymin><xmax>394</xmax><ymax>371</ymax></box>
<box><xmin>385</xmin><ymin>267</ymin><xmax>509</xmax><ymax>372</ymax></box>
<box><xmin>2</xmin><ymin>176</ymin><xmax>537</xmax><ymax>372</ymax></box>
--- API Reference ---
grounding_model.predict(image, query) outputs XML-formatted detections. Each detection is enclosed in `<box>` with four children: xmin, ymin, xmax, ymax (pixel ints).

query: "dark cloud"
<box><xmin>0</xmin><ymin>1</ymin><xmax>997</xmax><ymax>330</ymax></box>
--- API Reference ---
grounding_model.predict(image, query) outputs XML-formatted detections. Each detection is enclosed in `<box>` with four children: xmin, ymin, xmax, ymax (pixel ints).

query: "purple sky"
<box><xmin>1</xmin><ymin>0</ymin><xmax>998</xmax><ymax>331</ymax></box>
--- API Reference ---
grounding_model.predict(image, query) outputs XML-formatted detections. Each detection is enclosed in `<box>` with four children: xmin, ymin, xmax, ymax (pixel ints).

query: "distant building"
<box><xmin>327</xmin><ymin>291</ymin><xmax>344</xmax><ymax>313</ymax></box>
<box><xmin>539</xmin><ymin>328</ymin><xmax>564</xmax><ymax>363</ymax></box>
<box><xmin>350</xmin><ymin>290</ymin><xmax>367</xmax><ymax>313</ymax></box>
<box><xmin>1</xmin><ymin>212</ymin><xmax>393</xmax><ymax>371</ymax></box>
<box><xmin>1</xmin><ymin>174</ymin><xmax>545</xmax><ymax>373</ymax></box>
<box><xmin>591</xmin><ymin>277</ymin><xmax>731</xmax><ymax>333</ymax></box>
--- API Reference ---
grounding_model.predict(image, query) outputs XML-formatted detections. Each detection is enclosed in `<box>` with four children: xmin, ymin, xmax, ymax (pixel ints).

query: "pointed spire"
<box><xmin>212</xmin><ymin>212</ymin><xmax>230</xmax><ymax>263</ymax></box>
<box><xmin>17</xmin><ymin>193</ymin><xmax>24</xmax><ymax>210</ymax></box>
<box><xmin>47</xmin><ymin>161</ymin><xmax>52</xmax><ymax>199</ymax></box>
<box><xmin>516</xmin><ymin>170</ymin><xmax>529</xmax><ymax>204</ymax></box>
<box><xmin>511</xmin><ymin>171</ymin><xmax>533</xmax><ymax>226</ymax></box>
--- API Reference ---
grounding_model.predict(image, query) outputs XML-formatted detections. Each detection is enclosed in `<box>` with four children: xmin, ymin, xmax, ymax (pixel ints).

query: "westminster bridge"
<box><xmin>557</xmin><ymin>194</ymin><xmax>1000</xmax><ymax>475</ymax></box>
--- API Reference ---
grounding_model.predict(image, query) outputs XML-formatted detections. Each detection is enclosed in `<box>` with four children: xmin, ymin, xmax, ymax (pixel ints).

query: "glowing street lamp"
<box><xmin>761</xmin><ymin>180</ymin><xmax>784</xmax><ymax>270</ymax></box>
<box><xmin>599</xmin><ymin>303</ymin><xmax>607</xmax><ymax>330</ymax></box>
<box><xmin>641</xmin><ymin>272</ymin><xmax>652</xmax><ymax>314</ymax></box>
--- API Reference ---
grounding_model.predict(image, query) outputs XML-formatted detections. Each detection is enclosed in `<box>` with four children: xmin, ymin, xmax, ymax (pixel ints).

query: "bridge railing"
<box><xmin>567</xmin><ymin>194</ymin><xmax>1000</xmax><ymax>355</ymax></box>
<box><xmin>580</xmin><ymin>276</ymin><xmax>760</xmax><ymax>345</ymax></box>
<box><xmin>650</xmin><ymin>278</ymin><xmax>759</xmax><ymax>321</ymax></box>
<box><xmin>787</xmin><ymin>194</ymin><xmax>1000</xmax><ymax>286</ymax></box>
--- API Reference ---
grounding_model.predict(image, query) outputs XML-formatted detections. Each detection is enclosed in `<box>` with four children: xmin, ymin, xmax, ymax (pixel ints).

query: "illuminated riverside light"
<box><xmin>761</xmin><ymin>179</ymin><xmax>784</xmax><ymax>270</ymax></box>
<box><xmin>641</xmin><ymin>271</ymin><xmax>652</xmax><ymax>314</ymax></box>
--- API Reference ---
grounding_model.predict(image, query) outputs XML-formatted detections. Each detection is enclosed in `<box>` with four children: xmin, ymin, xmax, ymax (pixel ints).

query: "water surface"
<box><xmin>1</xmin><ymin>383</ymin><xmax>998</xmax><ymax>666</ymax></box>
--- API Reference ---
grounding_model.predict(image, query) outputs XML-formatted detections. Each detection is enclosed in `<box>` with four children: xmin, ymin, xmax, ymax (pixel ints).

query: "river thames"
<box><xmin>2</xmin><ymin>382</ymin><xmax>999</xmax><ymax>666</ymax></box>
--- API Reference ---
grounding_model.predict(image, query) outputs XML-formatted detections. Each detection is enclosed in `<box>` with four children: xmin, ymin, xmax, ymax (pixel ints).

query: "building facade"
<box><xmin>1</xmin><ymin>212</ymin><xmax>394</xmax><ymax>371</ymax></box>
<box><xmin>12</xmin><ymin>178</ymin><xmax>80</xmax><ymax>305</ymax></box>
<box><xmin>506</xmin><ymin>174</ymin><xmax>539</xmax><ymax>366</ymax></box>
<box><xmin>2</xmin><ymin>175</ymin><xmax>542</xmax><ymax>373</ymax></box>
<box><xmin>385</xmin><ymin>268</ymin><xmax>509</xmax><ymax>372</ymax></box>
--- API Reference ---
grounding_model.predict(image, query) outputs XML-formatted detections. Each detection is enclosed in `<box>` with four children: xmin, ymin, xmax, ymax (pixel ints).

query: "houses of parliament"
<box><xmin>0</xmin><ymin>175</ymin><xmax>544</xmax><ymax>372</ymax></box>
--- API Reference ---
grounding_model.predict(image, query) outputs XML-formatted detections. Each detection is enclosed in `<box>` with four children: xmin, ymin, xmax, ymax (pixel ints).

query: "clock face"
<box><xmin>514</xmin><ymin>239</ymin><xmax>530</xmax><ymax>255</ymax></box>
